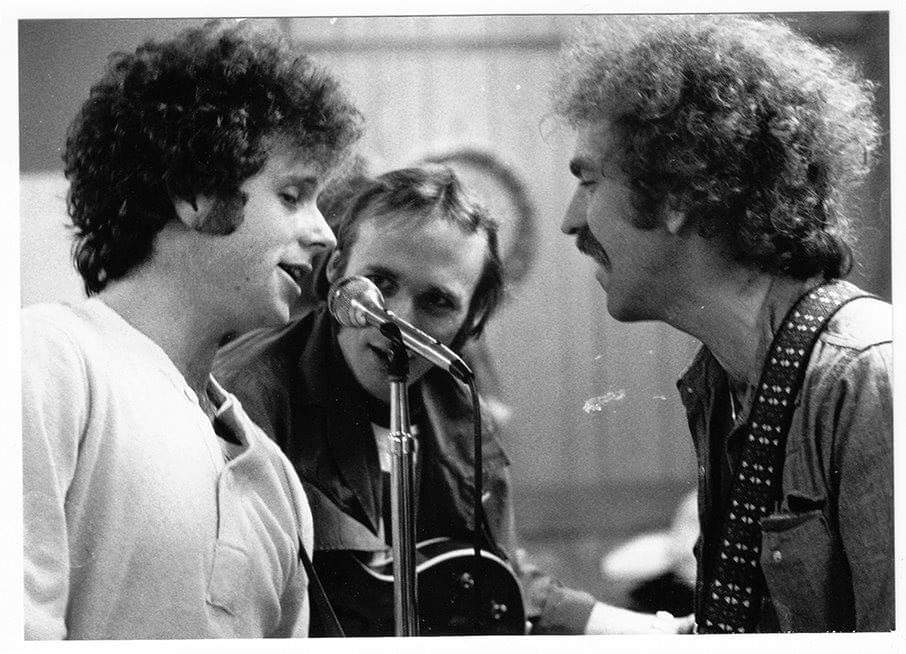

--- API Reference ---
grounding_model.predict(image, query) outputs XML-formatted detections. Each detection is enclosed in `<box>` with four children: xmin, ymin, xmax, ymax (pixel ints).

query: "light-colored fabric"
<box><xmin>22</xmin><ymin>298</ymin><xmax>313</xmax><ymax>639</ymax></box>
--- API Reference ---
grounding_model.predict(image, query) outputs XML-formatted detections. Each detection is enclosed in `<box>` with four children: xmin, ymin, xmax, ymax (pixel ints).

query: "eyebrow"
<box><xmin>362</xmin><ymin>264</ymin><xmax>396</xmax><ymax>279</ymax></box>
<box><xmin>283</xmin><ymin>175</ymin><xmax>320</xmax><ymax>197</ymax></box>
<box><xmin>569</xmin><ymin>157</ymin><xmax>596</xmax><ymax>178</ymax></box>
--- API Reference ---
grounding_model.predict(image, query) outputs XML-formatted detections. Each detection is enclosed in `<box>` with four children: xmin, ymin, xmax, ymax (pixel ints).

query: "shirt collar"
<box><xmin>678</xmin><ymin>275</ymin><xmax>827</xmax><ymax>413</ymax></box>
<box><xmin>82</xmin><ymin>297</ymin><xmax>196</xmax><ymax>398</ymax></box>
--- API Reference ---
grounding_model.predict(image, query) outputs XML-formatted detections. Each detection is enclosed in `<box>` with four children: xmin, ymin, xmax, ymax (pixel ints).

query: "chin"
<box><xmin>355</xmin><ymin>371</ymin><xmax>391</xmax><ymax>403</ymax></box>
<box><xmin>240</xmin><ymin>302</ymin><xmax>291</xmax><ymax>333</ymax></box>
<box><xmin>605</xmin><ymin>295</ymin><xmax>646</xmax><ymax>323</ymax></box>
<box><xmin>268</xmin><ymin>304</ymin><xmax>292</xmax><ymax>328</ymax></box>
<box><xmin>355</xmin><ymin>360</ymin><xmax>429</xmax><ymax>404</ymax></box>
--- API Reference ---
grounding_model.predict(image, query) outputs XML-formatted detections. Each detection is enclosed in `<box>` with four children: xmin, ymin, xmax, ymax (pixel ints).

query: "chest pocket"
<box><xmin>206</xmin><ymin>539</ymin><xmax>252</xmax><ymax>616</ymax></box>
<box><xmin>759</xmin><ymin>508</ymin><xmax>851</xmax><ymax>631</ymax></box>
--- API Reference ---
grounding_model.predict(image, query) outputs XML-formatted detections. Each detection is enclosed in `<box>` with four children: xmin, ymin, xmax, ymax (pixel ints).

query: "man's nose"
<box><xmin>384</xmin><ymin>294</ymin><xmax>415</xmax><ymax>324</ymax></box>
<box><xmin>561</xmin><ymin>189</ymin><xmax>585</xmax><ymax>236</ymax></box>
<box><xmin>297</xmin><ymin>205</ymin><xmax>337</xmax><ymax>252</ymax></box>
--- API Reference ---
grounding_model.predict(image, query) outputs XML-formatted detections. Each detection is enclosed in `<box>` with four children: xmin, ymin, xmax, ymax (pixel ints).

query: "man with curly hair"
<box><xmin>22</xmin><ymin>20</ymin><xmax>362</xmax><ymax>639</ymax></box>
<box><xmin>557</xmin><ymin>15</ymin><xmax>891</xmax><ymax>632</ymax></box>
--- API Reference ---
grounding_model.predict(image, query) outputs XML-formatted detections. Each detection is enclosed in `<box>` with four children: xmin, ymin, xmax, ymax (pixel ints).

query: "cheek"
<box><xmin>198</xmin><ymin>196</ymin><xmax>245</xmax><ymax>235</ymax></box>
<box><xmin>426</xmin><ymin>311</ymin><xmax>469</xmax><ymax>344</ymax></box>
<box><xmin>585</xmin><ymin>198</ymin><xmax>609</xmax><ymax>234</ymax></box>
<box><xmin>337</xmin><ymin>327</ymin><xmax>369</xmax><ymax>354</ymax></box>
<box><xmin>211</xmin><ymin>244</ymin><xmax>278</xmax><ymax>295</ymax></box>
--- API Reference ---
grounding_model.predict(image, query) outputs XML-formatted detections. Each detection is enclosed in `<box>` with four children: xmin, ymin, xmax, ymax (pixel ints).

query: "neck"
<box><xmin>660</xmin><ymin>260</ymin><xmax>777</xmax><ymax>386</ymax></box>
<box><xmin>667</xmin><ymin>267</ymin><xmax>823</xmax><ymax>390</ymax></box>
<box><xmin>99</xmin><ymin>270</ymin><xmax>226</xmax><ymax>397</ymax></box>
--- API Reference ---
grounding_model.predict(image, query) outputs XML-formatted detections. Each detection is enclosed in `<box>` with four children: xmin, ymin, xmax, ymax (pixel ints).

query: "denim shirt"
<box><xmin>677</xmin><ymin>280</ymin><xmax>893</xmax><ymax>632</ymax></box>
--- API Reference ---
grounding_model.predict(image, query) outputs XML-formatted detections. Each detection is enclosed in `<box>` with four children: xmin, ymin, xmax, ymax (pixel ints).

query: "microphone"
<box><xmin>327</xmin><ymin>275</ymin><xmax>474</xmax><ymax>383</ymax></box>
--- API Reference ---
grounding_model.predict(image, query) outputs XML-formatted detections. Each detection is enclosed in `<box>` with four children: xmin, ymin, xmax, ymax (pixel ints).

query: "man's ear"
<box><xmin>325</xmin><ymin>248</ymin><xmax>345</xmax><ymax>283</ymax></box>
<box><xmin>664</xmin><ymin>209</ymin><xmax>689</xmax><ymax>236</ymax></box>
<box><xmin>172</xmin><ymin>195</ymin><xmax>215</xmax><ymax>230</ymax></box>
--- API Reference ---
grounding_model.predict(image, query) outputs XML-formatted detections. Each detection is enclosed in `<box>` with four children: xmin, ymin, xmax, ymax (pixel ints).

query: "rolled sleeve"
<box><xmin>521</xmin><ymin>566</ymin><xmax>597</xmax><ymax>634</ymax></box>
<box><xmin>489</xmin><ymin>469</ymin><xmax>596</xmax><ymax>634</ymax></box>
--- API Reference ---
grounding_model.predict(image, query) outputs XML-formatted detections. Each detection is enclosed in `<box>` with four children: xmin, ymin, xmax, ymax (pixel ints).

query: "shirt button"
<box><xmin>772</xmin><ymin>550</ymin><xmax>782</xmax><ymax>563</ymax></box>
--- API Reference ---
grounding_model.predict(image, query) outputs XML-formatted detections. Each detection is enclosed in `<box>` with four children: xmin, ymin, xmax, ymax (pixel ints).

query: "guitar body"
<box><xmin>312</xmin><ymin>537</ymin><xmax>526</xmax><ymax>636</ymax></box>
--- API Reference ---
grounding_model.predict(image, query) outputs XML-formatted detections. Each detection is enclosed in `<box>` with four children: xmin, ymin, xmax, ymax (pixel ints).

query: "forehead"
<box><xmin>345</xmin><ymin>210</ymin><xmax>489</xmax><ymax>297</ymax></box>
<box><xmin>571</xmin><ymin>120</ymin><xmax>625</xmax><ymax>172</ymax></box>
<box><xmin>255</xmin><ymin>141</ymin><xmax>331</xmax><ymax>180</ymax></box>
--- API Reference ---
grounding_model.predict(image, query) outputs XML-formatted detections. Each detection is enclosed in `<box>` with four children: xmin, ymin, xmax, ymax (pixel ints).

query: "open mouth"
<box><xmin>367</xmin><ymin>343</ymin><xmax>415</xmax><ymax>367</ymax></box>
<box><xmin>277</xmin><ymin>262</ymin><xmax>312</xmax><ymax>289</ymax></box>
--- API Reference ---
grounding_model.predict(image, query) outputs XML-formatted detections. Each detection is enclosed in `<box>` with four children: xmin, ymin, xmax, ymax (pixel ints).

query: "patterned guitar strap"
<box><xmin>698</xmin><ymin>280</ymin><xmax>871</xmax><ymax>634</ymax></box>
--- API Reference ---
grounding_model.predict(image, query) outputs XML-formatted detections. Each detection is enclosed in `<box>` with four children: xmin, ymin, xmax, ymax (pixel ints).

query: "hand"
<box><xmin>584</xmin><ymin>602</ymin><xmax>695</xmax><ymax>634</ymax></box>
<box><xmin>654</xmin><ymin>611</ymin><xmax>696</xmax><ymax>634</ymax></box>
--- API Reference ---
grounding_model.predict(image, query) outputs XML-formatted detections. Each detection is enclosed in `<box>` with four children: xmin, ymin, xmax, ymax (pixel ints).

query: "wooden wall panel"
<box><xmin>19</xmin><ymin>15</ymin><xmax>888</xmax><ymax>506</ymax></box>
<box><xmin>294</xmin><ymin>16</ymin><xmax>701</xmax><ymax>489</ymax></box>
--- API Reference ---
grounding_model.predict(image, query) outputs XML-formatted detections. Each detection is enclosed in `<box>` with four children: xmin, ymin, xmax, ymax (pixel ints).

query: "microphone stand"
<box><xmin>381</xmin><ymin>323</ymin><xmax>419</xmax><ymax>636</ymax></box>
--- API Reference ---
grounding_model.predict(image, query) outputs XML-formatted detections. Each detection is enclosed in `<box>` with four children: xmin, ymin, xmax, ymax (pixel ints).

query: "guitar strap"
<box><xmin>299</xmin><ymin>541</ymin><xmax>346</xmax><ymax>637</ymax></box>
<box><xmin>697</xmin><ymin>280</ymin><xmax>871</xmax><ymax>634</ymax></box>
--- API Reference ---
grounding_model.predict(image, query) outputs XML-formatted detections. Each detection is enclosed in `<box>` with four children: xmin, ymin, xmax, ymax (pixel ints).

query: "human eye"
<box><xmin>579</xmin><ymin>168</ymin><xmax>603</xmax><ymax>188</ymax></box>
<box><xmin>419</xmin><ymin>291</ymin><xmax>456</xmax><ymax>315</ymax></box>
<box><xmin>571</xmin><ymin>168</ymin><xmax>597</xmax><ymax>190</ymax></box>
<box><xmin>279</xmin><ymin>186</ymin><xmax>301</xmax><ymax>206</ymax></box>
<box><xmin>367</xmin><ymin>273</ymin><xmax>397</xmax><ymax>297</ymax></box>
<box><xmin>570</xmin><ymin>157</ymin><xmax>606</xmax><ymax>190</ymax></box>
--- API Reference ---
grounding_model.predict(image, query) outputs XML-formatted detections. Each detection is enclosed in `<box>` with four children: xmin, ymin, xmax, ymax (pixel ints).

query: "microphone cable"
<box><xmin>467</xmin><ymin>375</ymin><xmax>484</xmax><ymax>634</ymax></box>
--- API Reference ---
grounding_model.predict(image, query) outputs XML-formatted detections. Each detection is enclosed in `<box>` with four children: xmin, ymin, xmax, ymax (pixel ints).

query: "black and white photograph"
<box><xmin>7</xmin><ymin>2</ymin><xmax>899</xmax><ymax>651</ymax></box>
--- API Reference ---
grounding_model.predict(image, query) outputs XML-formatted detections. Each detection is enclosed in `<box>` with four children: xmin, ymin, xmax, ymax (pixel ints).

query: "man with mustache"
<box><xmin>215</xmin><ymin>164</ymin><xmax>693</xmax><ymax>635</ymax></box>
<box><xmin>557</xmin><ymin>15</ymin><xmax>892</xmax><ymax>633</ymax></box>
<box><xmin>22</xmin><ymin>21</ymin><xmax>362</xmax><ymax>639</ymax></box>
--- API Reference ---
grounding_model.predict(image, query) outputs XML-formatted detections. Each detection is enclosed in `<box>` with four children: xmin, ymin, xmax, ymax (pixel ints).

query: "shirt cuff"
<box><xmin>531</xmin><ymin>586</ymin><xmax>597</xmax><ymax>635</ymax></box>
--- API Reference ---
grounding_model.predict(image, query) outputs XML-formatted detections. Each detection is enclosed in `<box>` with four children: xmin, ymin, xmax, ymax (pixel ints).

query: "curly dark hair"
<box><xmin>555</xmin><ymin>15</ymin><xmax>881</xmax><ymax>279</ymax></box>
<box><xmin>331</xmin><ymin>165</ymin><xmax>505</xmax><ymax>347</ymax></box>
<box><xmin>64</xmin><ymin>20</ymin><xmax>363</xmax><ymax>294</ymax></box>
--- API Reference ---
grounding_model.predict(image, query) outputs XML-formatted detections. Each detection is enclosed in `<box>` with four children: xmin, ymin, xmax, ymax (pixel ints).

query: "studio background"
<box><xmin>18</xmin><ymin>13</ymin><xmax>890</xmax><ymax>607</ymax></box>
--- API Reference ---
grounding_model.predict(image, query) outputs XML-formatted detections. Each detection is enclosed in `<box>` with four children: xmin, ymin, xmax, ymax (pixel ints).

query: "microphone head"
<box><xmin>327</xmin><ymin>275</ymin><xmax>386</xmax><ymax>328</ymax></box>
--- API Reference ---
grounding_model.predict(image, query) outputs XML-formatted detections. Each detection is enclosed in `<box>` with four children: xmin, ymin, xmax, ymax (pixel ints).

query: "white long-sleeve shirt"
<box><xmin>22</xmin><ymin>298</ymin><xmax>313</xmax><ymax>639</ymax></box>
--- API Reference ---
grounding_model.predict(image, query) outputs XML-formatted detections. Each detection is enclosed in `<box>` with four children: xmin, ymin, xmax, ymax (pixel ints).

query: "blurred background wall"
<box><xmin>18</xmin><ymin>13</ymin><xmax>890</xmax><ymax>606</ymax></box>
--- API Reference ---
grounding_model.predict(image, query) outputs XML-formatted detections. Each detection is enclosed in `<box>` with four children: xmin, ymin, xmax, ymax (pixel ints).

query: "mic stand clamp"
<box><xmin>380</xmin><ymin>322</ymin><xmax>419</xmax><ymax>636</ymax></box>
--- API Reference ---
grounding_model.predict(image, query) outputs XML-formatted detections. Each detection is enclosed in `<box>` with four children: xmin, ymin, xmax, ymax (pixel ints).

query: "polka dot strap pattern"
<box><xmin>698</xmin><ymin>281</ymin><xmax>870</xmax><ymax>634</ymax></box>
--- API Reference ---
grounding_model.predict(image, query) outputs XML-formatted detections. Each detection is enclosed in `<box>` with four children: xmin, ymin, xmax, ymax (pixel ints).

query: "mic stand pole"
<box><xmin>381</xmin><ymin>323</ymin><xmax>419</xmax><ymax>636</ymax></box>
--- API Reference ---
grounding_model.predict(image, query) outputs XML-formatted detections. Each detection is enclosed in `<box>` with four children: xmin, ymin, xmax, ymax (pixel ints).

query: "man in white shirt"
<box><xmin>22</xmin><ymin>20</ymin><xmax>362</xmax><ymax>639</ymax></box>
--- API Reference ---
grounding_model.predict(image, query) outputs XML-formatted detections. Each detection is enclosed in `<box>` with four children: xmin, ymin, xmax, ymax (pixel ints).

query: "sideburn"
<box><xmin>196</xmin><ymin>192</ymin><xmax>248</xmax><ymax>235</ymax></box>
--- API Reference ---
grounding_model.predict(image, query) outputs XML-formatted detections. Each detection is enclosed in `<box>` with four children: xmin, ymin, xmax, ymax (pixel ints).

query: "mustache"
<box><xmin>575</xmin><ymin>226</ymin><xmax>608</xmax><ymax>262</ymax></box>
